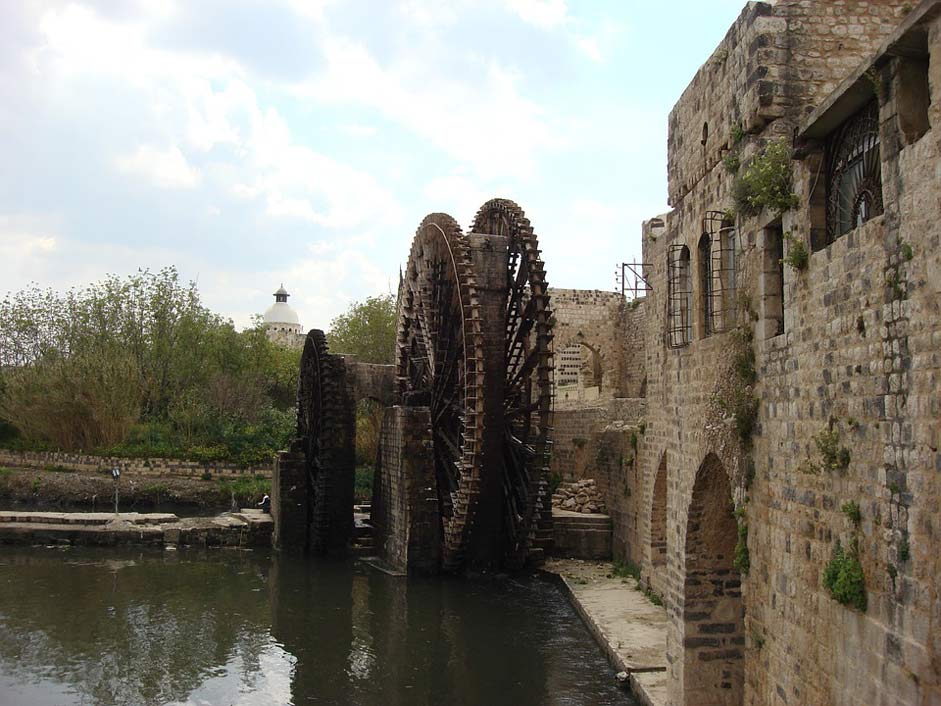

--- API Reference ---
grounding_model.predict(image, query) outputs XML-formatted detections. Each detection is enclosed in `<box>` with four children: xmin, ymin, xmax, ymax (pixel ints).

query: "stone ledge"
<box><xmin>543</xmin><ymin>558</ymin><xmax>668</xmax><ymax>706</ymax></box>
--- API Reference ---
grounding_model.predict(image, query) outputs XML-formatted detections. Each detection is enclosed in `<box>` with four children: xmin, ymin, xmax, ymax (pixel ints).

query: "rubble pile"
<box><xmin>552</xmin><ymin>479</ymin><xmax>606</xmax><ymax>514</ymax></box>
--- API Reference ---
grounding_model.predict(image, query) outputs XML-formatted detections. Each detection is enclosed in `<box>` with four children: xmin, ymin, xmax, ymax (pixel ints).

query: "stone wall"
<box><xmin>633</xmin><ymin>2</ymin><xmax>937</xmax><ymax>705</ymax></box>
<box><xmin>343</xmin><ymin>359</ymin><xmax>396</xmax><ymax>406</ymax></box>
<box><xmin>550</xmin><ymin>288</ymin><xmax>646</xmax><ymax>400</ymax></box>
<box><xmin>549</xmin><ymin>398</ymin><xmax>646</xmax><ymax>488</ymax></box>
<box><xmin>0</xmin><ymin>449</ymin><xmax>272</xmax><ymax>479</ymax></box>
<box><xmin>371</xmin><ymin>406</ymin><xmax>440</xmax><ymax>574</ymax></box>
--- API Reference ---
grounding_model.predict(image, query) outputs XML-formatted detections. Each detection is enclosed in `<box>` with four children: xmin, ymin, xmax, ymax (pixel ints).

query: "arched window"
<box><xmin>702</xmin><ymin>211</ymin><xmax>737</xmax><ymax>333</ymax></box>
<box><xmin>668</xmin><ymin>245</ymin><xmax>692</xmax><ymax>347</ymax></box>
<box><xmin>698</xmin><ymin>232</ymin><xmax>713</xmax><ymax>337</ymax></box>
<box><xmin>826</xmin><ymin>100</ymin><xmax>883</xmax><ymax>242</ymax></box>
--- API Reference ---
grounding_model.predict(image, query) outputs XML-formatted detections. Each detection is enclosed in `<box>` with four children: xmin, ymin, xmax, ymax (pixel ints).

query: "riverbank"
<box><xmin>0</xmin><ymin>465</ymin><xmax>269</xmax><ymax>511</ymax></box>
<box><xmin>543</xmin><ymin>558</ymin><xmax>669</xmax><ymax>706</ymax></box>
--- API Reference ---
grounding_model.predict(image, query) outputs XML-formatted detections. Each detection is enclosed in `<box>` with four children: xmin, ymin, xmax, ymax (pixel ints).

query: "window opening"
<box><xmin>703</xmin><ymin>211</ymin><xmax>737</xmax><ymax>333</ymax></box>
<box><xmin>761</xmin><ymin>225</ymin><xmax>785</xmax><ymax>338</ymax></box>
<box><xmin>668</xmin><ymin>244</ymin><xmax>692</xmax><ymax>348</ymax></box>
<box><xmin>698</xmin><ymin>233</ymin><xmax>713</xmax><ymax>337</ymax></box>
<box><xmin>826</xmin><ymin>100</ymin><xmax>883</xmax><ymax>242</ymax></box>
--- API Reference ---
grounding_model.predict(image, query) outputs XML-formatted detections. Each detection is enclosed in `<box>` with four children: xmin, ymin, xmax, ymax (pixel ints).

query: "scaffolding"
<box><xmin>615</xmin><ymin>262</ymin><xmax>652</xmax><ymax>300</ymax></box>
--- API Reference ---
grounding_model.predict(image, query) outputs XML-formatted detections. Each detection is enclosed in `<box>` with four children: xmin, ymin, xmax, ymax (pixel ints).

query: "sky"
<box><xmin>0</xmin><ymin>0</ymin><xmax>748</xmax><ymax>330</ymax></box>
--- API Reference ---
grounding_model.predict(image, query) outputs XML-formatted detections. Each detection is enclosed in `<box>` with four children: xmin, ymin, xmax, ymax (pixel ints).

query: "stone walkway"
<box><xmin>544</xmin><ymin>558</ymin><xmax>668</xmax><ymax>706</ymax></box>
<box><xmin>0</xmin><ymin>510</ymin><xmax>272</xmax><ymax>548</ymax></box>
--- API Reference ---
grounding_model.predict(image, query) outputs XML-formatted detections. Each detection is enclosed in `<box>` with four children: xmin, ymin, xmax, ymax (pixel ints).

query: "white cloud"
<box><xmin>340</xmin><ymin>124</ymin><xmax>378</xmax><ymax>138</ymax></box>
<box><xmin>299</xmin><ymin>38</ymin><xmax>559</xmax><ymax>179</ymax></box>
<box><xmin>575</xmin><ymin>35</ymin><xmax>603</xmax><ymax>62</ymax></box>
<box><xmin>423</xmin><ymin>173</ymin><xmax>503</xmax><ymax>227</ymax></box>
<box><xmin>506</xmin><ymin>0</ymin><xmax>569</xmax><ymax>29</ymax></box>
<box><xmin>283</xmin><ymin>0</ymin><xmax>335</xmax><ymax>22</ymax></box>
<box><xmin>116</xmin><ymin>144</ymin><xmax>201</xmax><ymax>189</ymax></box>
<box><xmin>0</xmin><ymin>219</ymin><xmax>59</xmax><ymax>288</ymax></box>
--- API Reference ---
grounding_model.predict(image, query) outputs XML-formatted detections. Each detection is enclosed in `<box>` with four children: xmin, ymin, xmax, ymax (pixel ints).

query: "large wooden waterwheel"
<box><xmin>396</xmin><ymin>213</ymin><xmax>485</xmax><ymax>570</ymax></box>
<box><xmin>295</xmin><ymin>329</ymin><xmax>353</xmax><ymax>553</ymax></box>
<box><xmin>471</xmin><ymin>198</ymin><xmax>553</xmax><ymax>569</ymax></box>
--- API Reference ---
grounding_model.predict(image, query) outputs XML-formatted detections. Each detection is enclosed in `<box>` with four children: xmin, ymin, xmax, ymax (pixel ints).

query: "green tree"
<box><xmin>326</xmin><ymin>294</ymin><xmax>397</xmax><ymax>364</ymax></box>
<box><xmin>0</xmin><ymin>268</ymin><xmax>300</xmax><ymax>462</ymax></box>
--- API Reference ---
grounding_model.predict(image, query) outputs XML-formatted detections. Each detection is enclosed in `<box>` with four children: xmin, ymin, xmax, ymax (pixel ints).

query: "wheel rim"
<box><xmin>396</xmin><ymin>213</ymin><xmax>485</xmax><ymax>570</ymax></box>
<box><xmin>471</xmin><ymin>198</ymin><xmax>553</xmax><ymax>567</ymax></box>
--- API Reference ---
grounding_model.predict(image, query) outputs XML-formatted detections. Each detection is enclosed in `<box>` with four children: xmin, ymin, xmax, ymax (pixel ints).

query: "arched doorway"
<box><xmin>682</xmin><ymin>453</ymin><xmax>744</xmax><ymax>706</ymax></box>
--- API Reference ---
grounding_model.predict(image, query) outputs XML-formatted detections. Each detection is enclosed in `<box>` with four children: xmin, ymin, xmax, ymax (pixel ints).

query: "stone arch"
<box><xmin>682</xmin><ymin>453</ymin><xmax>744</xmax><ymax>706</ymax></box>
<box><xmin>649</xmin><ymin>453</ymin><xmax>668</xmax><ymax>569</ymax></box>
<box><xmin>577</xmin><ymin>338</ymin><xmax>604</xmax><ymax>391</ymax></box>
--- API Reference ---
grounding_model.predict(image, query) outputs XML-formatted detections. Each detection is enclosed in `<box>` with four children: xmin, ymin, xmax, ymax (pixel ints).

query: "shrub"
<box><xmin>783</xmin><ymin>232</ymin><xmax>809</xmax><ymax>271</ymax></box>
<box><xmin>723</xmin><ymin>153</ymin><xmax>741</xmax><ymax>174</ymax></box>
<box><xmin>823</xmin><ymin>540</ymin><xmax>867</xmax><ymax>611</ymax></box>
<box><xmin>549</xmin><ymin>471</ymin><xmax>563</xmax><ymax>496</ymax></box>
<box><xmin>612</xmin><ymin>559</ymin><xmax>641</xmax><ymax>581</ymax></box>
<box><xmin>813</xmin><ymin>428</ymin><xmax>851</xmax><ymax>473</ymax></box>
<box><xmin>733</xmin><ymin>139</ymin><xmax>799</xmax><ymax>216</ymax></box>
<box><xmin>355</xmin><ymin>465</ymin><xmax>373</xmax><ymax>504</ymax></box>
<box><xmin>841</xmin><ymin>500</ymin><xmax>861</xmax><ymax>528</ymax></box>
<box><xmin>219</xmin><ymin>475</ymin><xmax>271</xmax><ymax>505</ymax></box>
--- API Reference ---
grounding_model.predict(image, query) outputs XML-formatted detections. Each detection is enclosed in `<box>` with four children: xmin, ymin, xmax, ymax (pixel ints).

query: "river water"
<box><xmin>0</xmin><ymin>547</ymin><xmax>635</xmax><ymax>706</ymax></box>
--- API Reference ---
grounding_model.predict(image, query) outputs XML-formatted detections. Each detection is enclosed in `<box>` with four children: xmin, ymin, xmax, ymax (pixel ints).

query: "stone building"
<box><xmin>615</xmin><ymin>2</ymin><xmax>941</xmax><ymax>704</ymax></box>
<box><xmin>549</xmin><ymin>288</ymin><xmax>647</xmax><ymax>407</ymax></box>
<box><xmin>264</xmin><ymin>285</ymin><xmax>305</xmax><ymax>348</ymax></box>
<box><xmin>552</xmin><ymin>2</ymin><xmax>940</xmax><ymax>705</ymax></box>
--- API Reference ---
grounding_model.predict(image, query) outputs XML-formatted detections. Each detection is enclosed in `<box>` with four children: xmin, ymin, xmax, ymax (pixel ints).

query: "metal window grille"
<box><xmin>703</xmin><ymin>211</ymin><xmax>737</xmax><ymax>333</ymax></box>
<box><xmin>667</xmin><ymin>244</ymin><xmax>691</xmax><ymax>348</ymax></box>
<box><xmin>826</xmin><ymin>100</ymin><xmax>883</xmax><ymax>242</ymax></box>
<box><xmin>698</xmin><ymin>233</ymin><xmax>713</xmax><ymax>336</ymax></box>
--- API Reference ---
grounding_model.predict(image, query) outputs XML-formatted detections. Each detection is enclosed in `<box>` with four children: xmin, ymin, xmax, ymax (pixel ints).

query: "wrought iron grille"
<box><xmin>667</xmin><ymin>244</ymin><xmax>691</xmax><ymax>348</ymax></box>
<box><xmin>826</xmin><ymin>100</ymin><xmax>883</xmax><ymax>241</ymax></box>
<box><xmin>703</xmin><ymin>211</ymin><xmax>737</xmax><ymax>334</ymax></box>
<box><xmin>698</xmin><ymin>232</ymin><xmax>714</xmax><ymax>336</ymax></box>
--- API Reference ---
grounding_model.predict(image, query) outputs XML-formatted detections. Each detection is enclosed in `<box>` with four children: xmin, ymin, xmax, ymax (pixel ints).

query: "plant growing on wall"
<box><xmin>734</xmin><ymin>506</ymin><xmax>750</xmax><ymax>574</ymax></box>
<box><xmin>823</xmin><ymin>538</ymin><xmax>867</xmax><ymax>611</ymax></box>
<box><xmin>732</xmin><ymin>139</ymin><xmax>799</xmax><ymax>216</ymax></box>
<box><xmin>718</xmin><ymin>327</ymin><xmax>760</xmax><ymax>447</ymax></box>
<box><xmin>799</xmin><ymin>423</ymin><xmax>851</xmax><ymax>474</ymax></box>
<box><xmin>783</xmin><ymin>231</ymin><xmax>809</xmax><ymax>271</ymax></box>
<box><xmin>723</xmin><ymin>153</ymin><xmax>741</xmax><ymax>174</ymax></box>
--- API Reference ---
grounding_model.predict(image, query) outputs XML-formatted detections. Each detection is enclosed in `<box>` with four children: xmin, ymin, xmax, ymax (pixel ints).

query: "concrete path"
<box><xmin>544</xmin><ymin>558</ymin><xmax>668</xmax><ymax>706</ymax></box>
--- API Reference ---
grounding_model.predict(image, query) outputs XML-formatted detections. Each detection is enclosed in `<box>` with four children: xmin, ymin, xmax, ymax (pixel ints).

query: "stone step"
<box><xmin>0</xmin><ymin>511</ymin><xmax>178</xmax><ymax>526</ymax></box>
<box><xmin>0</xmin><ymin>521</ymin><xmax>165</xmax><ymax>545</ymax></box>
<box><xmin>552</xmin><ymin>515</ymin><xmax>614</xmax><ymax>530</ymax></box>
<box><xmin>526</xmin><ymin>546</ymin><xmax>545</xmax><ymax>566</ymax></box>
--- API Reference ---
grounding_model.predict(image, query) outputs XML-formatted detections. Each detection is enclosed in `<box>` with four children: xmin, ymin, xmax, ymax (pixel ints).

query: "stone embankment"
<box><xmin>0</xmin><ymin>509</ymin><xmax>272</xmax><ymax>548</ymax></box>
<box><xmin>552</xmin><ymin>478</ymin><xmax>606</xmax><ymax>513</ymax></box>
<box><xmin>0</xmin><ymin>449</ymin><xmax>272</xmax><ymax>480</ymax></box>
<box><xmin>544</xmin><ymin>558</ymin><xmax>668</xmax><ymax>706</ymax></box>
<box><xmin>0</xmin><ymin>465</ymin><xmax>268</xmax><ymax>510</ymax></box>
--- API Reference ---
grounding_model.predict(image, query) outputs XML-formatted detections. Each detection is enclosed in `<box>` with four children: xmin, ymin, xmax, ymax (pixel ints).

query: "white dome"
<box><xmin>263</xmin><ymin>284</ymin><xmax>300</xmax><ymax>326</ymax></box>
<box><xmin>263</xmin><ymin>301</ymin><xmax>300</xmax><ymax>325</ymax></box>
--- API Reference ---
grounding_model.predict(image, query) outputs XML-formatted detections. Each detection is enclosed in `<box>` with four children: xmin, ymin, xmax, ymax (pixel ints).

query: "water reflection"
<box><xmin>0</xmin><ymin>547</ymin><xmax>633</xmax><ymax>706</ymax></box>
